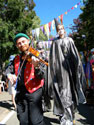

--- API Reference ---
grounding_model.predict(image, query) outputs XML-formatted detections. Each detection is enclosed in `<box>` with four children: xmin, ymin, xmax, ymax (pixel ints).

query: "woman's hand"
<box><xmin>7</xmin><ymin>74</ymin><xmax>17</xmax><ymax>84</ymax></box>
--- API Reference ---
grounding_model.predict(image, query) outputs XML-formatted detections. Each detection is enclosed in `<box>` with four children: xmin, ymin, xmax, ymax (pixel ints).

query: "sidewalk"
<box><xmin>0</xmin><ymin>91</ymin><xmax>13</xmax><ymax>122</ymax></box>
<box><xmin>0</xmin><ymin>91</ymin><xmax>94</xmax><ymax>125</ymax></box>
<box><xmin>0</xmin><ymin>91</ymin><xmax>59</xmax><ymax>125</ymax></box>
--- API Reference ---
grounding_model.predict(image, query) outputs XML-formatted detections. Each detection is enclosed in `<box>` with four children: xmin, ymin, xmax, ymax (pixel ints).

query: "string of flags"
<box><xmin>31</xmin><ymin>0</ymin><xmax>84</xmax><ymax>40</ymax></box>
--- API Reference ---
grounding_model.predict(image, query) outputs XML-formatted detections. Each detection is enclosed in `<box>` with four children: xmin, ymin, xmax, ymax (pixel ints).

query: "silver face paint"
<box><xmin>57</xmin><ymin>25</ymin><xmax>65</xmax><ymax>37</ymax></box>
<box><xmin>58</xmin><ymin>29</ymin><xmax>64</xmax><ymax>36</ymax></box>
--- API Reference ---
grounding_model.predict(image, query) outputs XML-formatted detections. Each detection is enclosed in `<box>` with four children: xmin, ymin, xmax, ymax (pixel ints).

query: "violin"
<box><xmin>23</xmin><ymin>47</ymin><xmax>49</xmax><ymax>66</ymax></box>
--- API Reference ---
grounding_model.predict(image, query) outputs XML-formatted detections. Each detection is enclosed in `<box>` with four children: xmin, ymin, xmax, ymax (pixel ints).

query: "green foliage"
<box><xmin>70</xmin><ymin>0</ymin><xmax>94</xmax><ymax>51</ymax></box>
<box><xmin>0</xmin><ymin>0</ymin><xmax>41</xmax><ymax>70</ymax></box>
<box><xmin>39</xmin><ymin>29</ymin><xmax>48</xmax><ymax>41</ymax></box>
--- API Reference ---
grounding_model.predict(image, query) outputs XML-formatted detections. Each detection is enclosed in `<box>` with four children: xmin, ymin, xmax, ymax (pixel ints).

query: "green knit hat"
<box><xmin>14</xmin><ymin>33</ymin><xmax>30</xmax><ymax>42</ymax></box>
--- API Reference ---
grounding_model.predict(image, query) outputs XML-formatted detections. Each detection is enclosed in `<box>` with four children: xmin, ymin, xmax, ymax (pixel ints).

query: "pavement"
<box><xmin>0</xmin><ymin>91</ymin><xmax>13</xmax><ymax>122</ymax></box>
<box><xmin>0</xmin><ymin>91</ymin><xmax>94</xmax><ymax>125</ymax></box>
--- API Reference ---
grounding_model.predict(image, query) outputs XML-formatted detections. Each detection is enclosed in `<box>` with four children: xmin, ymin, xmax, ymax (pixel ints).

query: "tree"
<box><xmin>0</xmin><ymin>0</ymin><xmax>40</xmax><ymax>72</ymax></box>
<box><xmin>69</xmin><ymin>0</ymin><xmax>94</xmax><ymax>51</ymax></box>
<box><xmin>69</xmin><ymin>18</ymin><xmax>86</xmax><ymax>51</ymax></box>
<box><xmin>79</xmin><ymin>0</ymin><xmax>94</xmax><ymax>50</ymax></box>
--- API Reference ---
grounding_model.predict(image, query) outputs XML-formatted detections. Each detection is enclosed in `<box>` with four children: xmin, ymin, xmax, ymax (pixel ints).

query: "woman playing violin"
<box><xmin>5</xmin><ymin>33</ymin><xmax>46</xmax><ymax>125</ymax></box>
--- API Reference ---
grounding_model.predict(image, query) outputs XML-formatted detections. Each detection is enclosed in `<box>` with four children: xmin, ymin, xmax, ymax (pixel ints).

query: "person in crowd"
<box><xmin>36</xmin><ymin>41</ymin><xmax>51</xmax><ymax>112</ymax></box>
<box><xmin>48</xmin><ymin>18</ymin><xmax>86</xmax><ymax>125</ymax></box>
<box><xmin>91</xmin><ymin>62</ymin><xmax>94</xmax><ymax>89</ymax></box>
<box><xmin>7</xmin><ymin>55</ymin><xmax>16</xmax><ymax>109</ymax></box>
<box><xmin>1</xmin><ymin>73</ymin><xmax>6</xmax><ymax>92</ymax></box>
<box><xmin>36</xmin><ymin>41</ymin><xmax>48</xmax><ymax>62</ymax></box>
<box><xmin>90</xmin><ymin>55</ymin><xmax>94</xmax><ymax>89</ymax></box>
<box><xmin>85</xmin><ymin>56</ymin><xmax>92</xmax><ymax>89</ymax></box>
<box><xmin>5</xmin><ymin>33</ymin><xmax>46</xmax><ymax>125</ymax></box>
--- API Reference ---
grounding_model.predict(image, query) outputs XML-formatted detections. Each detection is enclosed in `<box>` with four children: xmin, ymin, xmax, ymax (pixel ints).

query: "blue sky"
<box><xmin>34</xmin><ymin>0</ymin><xmax>83</xmax><ymax>36</ymax></box>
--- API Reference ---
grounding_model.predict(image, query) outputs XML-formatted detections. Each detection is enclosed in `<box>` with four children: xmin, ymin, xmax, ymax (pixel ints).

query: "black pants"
<box><xmin>15</xmin><ymin>88</ymin><xmax>45</xmax><ymax>125</ymax></box>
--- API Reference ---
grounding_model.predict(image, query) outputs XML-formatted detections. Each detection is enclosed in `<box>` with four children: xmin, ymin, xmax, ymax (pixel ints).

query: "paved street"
<box><xmin>0</xmin><ymin>91</ymin><xmax>94</xmax><ymax>125</ymax></box>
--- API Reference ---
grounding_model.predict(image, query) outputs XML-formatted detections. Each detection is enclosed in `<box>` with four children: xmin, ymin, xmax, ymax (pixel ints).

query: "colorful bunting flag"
<box><xmin>65</xmin><ymin>11</ymin><xmax>67</xmax><ymax>15</ymax></box>
<box><xmin>48</xmin><ymin>22</ymin><xmax>52</xmax><ymax>33</ymax></box>
<box><xmin>51</xmin><ymin>20</ymin><xmax>55</xmax><ymax>30</ymax></box>
<box><xmin>80</xmin><ymin>0</ymin><xmax>83</xmax><ymax>3</ymax></box>
<box><xmin>60</xmin><ymin>14</ymin><xmax>63</xmax><ymax>24</ymax></box>
<box><xmin>71</xmin><ymin>7</ymin><xmax>74</xmax><ymax>10</ymax></box>
<box><xmin>31</xmin><ymin>1</ymin><xmax>82</xmax><ymax>40</ymax></box>
<box><xmin>67</xmin><ymin>9</ymin><xmax>70</xmax><ymax>12</ymax></box>
<box><xmin>74</xmin><ymin>4</ymin><xmax>77</xmax><ymax>8</ymax></box>
<box><xmin>40</xmin><ymin>26</ymin><xmax>45</xmax><ymax>34</ymax></box>
<box><xmin>77</xmin><ymin>2</ymin><xmax>80</xmax><ymax>5</ymax></box>
<box><xmin>35</xmin><ymin>28</ymin><xmax>40</xmax><ymax>40</ymax></box>
<box><xmin>44</xmin><ymin>24</ymin><xmax>49</xmax><ymax>40</ymax></box>
<box><xmin>32</xmin><ymin>29</ymin><xmax>36</xmax><ymax>37</ymax></box>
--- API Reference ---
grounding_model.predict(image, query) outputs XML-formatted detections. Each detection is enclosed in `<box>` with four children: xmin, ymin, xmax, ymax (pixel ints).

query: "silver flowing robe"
<box><xmin>49</xmin><ymin>37</ymin><xmax>86</xmax><ymax>115</ymax></box>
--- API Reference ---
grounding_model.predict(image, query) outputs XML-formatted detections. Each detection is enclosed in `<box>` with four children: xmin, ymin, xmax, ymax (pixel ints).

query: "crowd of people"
<box><xmin>79</xmin><ymin>50</ymin><xmax>94</xmax><ymax>105</ymax></box>
<box><xmin>80</xmin><ymin>51</ymin><xmax>94</xmax><ymax>90</ymax></box>
<box><xmin>0</xmin><ymin>18</ymin><xmax>93</xmax><ymax>125</ymax></box>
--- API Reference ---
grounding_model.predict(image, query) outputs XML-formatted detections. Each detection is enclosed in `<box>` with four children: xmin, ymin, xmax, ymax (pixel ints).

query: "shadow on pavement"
<box><xmin>44</xmin><ymin>116</ymin><xmax>59</xmax><ymax>125</ymax></box>
<box><xmin>0</xmin><ymin>100</ymin><xmax>14</xmax><ymax>111</ymax></box>
<box><xmin>77</xmin><ymin>104</ymin><xmax>94</xmax><ymax>125</ymax></box>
